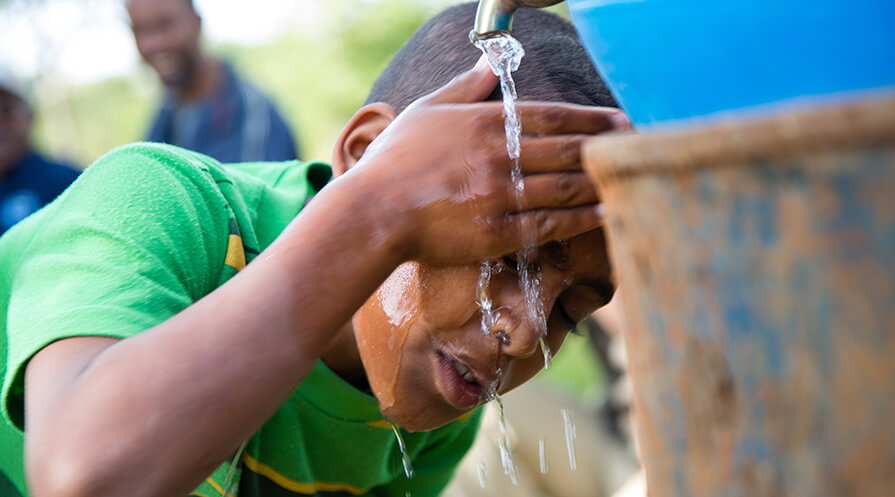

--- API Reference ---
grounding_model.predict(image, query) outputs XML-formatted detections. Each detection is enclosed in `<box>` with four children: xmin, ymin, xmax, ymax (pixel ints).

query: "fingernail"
<box><xmin>474</xmin><ymin>54</ymin><xmax>490</xmax><ymax>72</ymax></box>
<box><xmin>610</xmin><ymin>112</ymin><xmax>631</xmax><ymax>130</ymax></box>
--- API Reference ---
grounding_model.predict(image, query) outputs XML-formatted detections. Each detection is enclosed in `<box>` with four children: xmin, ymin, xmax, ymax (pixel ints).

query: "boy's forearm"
<box><xmin>25</xmin><ymin>176</ymin><xmax>407</xmax><ymax>497</ymax></box>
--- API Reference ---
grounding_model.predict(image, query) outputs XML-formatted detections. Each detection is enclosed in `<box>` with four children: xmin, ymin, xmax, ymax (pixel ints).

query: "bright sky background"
<box><xmin>0</xmin><ymin>0</ymin><xmax>401</xmax><ymax>84</ymax></box>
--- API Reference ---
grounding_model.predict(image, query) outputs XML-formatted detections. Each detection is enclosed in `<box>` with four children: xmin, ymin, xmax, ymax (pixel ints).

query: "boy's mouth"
<box><xmin>451</xmin><ymin>358</ymin><xmax>478</xmax><ymax>384</ymax></box>
<box><xmin>436</xmin><ymin>350</ymin><xmax>489</xmax><ymax>409</ymax></box>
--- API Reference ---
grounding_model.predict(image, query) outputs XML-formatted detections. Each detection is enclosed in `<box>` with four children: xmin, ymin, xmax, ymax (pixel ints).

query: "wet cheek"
<box><xmin>354</xmin><ymin>264</ymin><xmax>425</xmax><ymax>410</ymax></box>
<box><xmin>376</xmin><ymin>263</ymin><xmax>424</xmax><ymax>329</ymax></box>
<box><xmin>354</xmin><ymin>301</ymin><xmax>408</xmax><ymax>411</ymax></box>
<box><xmin>420</xmin><ymin>266</ymin><xmax>482</xmax><ymax>326</ymax></box>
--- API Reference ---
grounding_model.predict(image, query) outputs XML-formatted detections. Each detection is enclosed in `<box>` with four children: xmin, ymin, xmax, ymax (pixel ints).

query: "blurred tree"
<box><xmin>221</xmin><ymin>0</ymin><xmax>440</xmax><ymax>162</ymax></box>
<box><xmin>24</xmin><ymin>0</ymin><xmax>452</xmax><ymax>165</ymax></box>
<box><xmin>2</xmin><ymin>0</ymin><xmax>124</xmax><ymax>167</ymax></box>
<box><xmin>19</xmin><ymin>0</ymin><xmax>563</xmax><ymax>165</ymax></box>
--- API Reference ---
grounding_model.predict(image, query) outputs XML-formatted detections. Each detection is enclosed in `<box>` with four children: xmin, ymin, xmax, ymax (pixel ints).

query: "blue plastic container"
<box><xmin>568</xmin><ymin>0</ymin><xmax>895</xmax><ymax>128</ymax></box>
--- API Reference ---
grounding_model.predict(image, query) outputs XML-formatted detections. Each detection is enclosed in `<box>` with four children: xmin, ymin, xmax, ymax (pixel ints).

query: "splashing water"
<box><xmin>473</xmin><ymin>33</ymin><xmax>552</xmax><ymax>369</ymax></box>
<box><xmin>561</xmin><ymin>408</ymin><xmax>578</xmax><ymax>471</ymax></box>
<box><xmin>539</xmin><ymin>439</ymin><xmax>548</xmax><ymax>474</ymax></box>
<box><xmin>222</xmin><ymin>439</ymin><xmax>249</xmax><ymax>496</ymax></box>
<box><xmin>389</xmin><ymin>422</ymin><xmax>415</xmax><ymax>479</ymax></box>
<box><xmin>491</xmin><ymin>393</ymin><xmax>520</xmax><ymax>485</ymax></box>
<box><xmin>476</xmin><ymin>260</ymin><xmax>496</xmax><ymax>335</ymax></box>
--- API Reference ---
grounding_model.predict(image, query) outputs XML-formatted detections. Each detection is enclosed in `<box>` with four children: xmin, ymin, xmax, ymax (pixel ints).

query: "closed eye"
<box><xmin>541</xmin><ymin>241</ymin><xmax>571</xmax><ymax>271</ymax></box>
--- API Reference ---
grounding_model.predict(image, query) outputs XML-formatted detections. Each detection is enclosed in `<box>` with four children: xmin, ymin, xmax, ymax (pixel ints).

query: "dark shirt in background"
<box><xmin>147</xmin><ymin>63</ymin><xmax>299</xmax><ymax>163</ymax></box>
<box><xmin>0</xmin><ymin>149</ymin><xmax>80</xmax><ymax>236</ymax></box>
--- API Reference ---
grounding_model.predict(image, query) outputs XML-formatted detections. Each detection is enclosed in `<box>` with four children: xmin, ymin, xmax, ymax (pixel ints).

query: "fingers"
<box><xmin>504</xmin><ymin>205</ymin><xmax>605</xmax><ymax>247</ymax></box>
<box><xmin>517</xmin><ymin>172</ymin><xmax>599</xmax><ymax>210</ymax></box>
<box><xmin>517</xmin><ymin>103</ymin><xmax>630</xmax><ymax>136</ymax></box>
<box><xmin>422</xmin><ymin>55</ymin><xmax>499</xmax><ymax>105</ymax></box>
<box><xmin>517</xmin><ymin>134</ymin><xmax>586</xmax><ymax>173</ymax></box>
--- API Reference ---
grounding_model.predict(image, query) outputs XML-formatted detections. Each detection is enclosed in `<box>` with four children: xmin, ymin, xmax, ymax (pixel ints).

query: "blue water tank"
<box><xmin>568</xmin><ymin>0</ymin><xmax>895</xmax><ymax>128</ymax></box>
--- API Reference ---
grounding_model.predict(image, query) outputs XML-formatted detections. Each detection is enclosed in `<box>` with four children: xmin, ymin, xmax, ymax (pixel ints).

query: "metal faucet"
<box><xmin>470</xmin><ymin>0</ymin><xmax>565</xmax><ymax>41</ymax></box>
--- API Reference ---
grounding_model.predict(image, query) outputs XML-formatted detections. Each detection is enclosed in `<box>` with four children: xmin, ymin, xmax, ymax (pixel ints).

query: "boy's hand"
<box><xmin>352</xmin><ymin>55</ymin><xmax>629</xmax><ymax>264</ymax></box>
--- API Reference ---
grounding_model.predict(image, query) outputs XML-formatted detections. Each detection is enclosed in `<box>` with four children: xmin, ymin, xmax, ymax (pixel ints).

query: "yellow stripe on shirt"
<box><xmin>224</xmin><ymin>234</ymin><xmax>246</xmax><ymax>271</ymax></box>
<box><xmin>364</xmin><ymin>419</ymin><xmax>393</xmax><ymax>430</ymax></box>
<box><xmin>205</xmin><ymin>476</ymin><xmax>237</xmax><ymax>497</ymax></box>
<box><xmin>242</xmin><ymin>452</ymin><xmax>366</xmax><ymax>496</ymax></box>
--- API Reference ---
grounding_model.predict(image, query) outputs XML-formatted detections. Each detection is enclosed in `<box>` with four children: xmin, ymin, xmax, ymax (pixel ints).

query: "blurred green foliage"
<box><xmin>31</xmin><ymin>0</ymin><xmax>444</xmax><ymax>166</ymax></box>
<box><xmin>29</xmin><ymin>0</ymin><xmax>570</xmax><ymax>167</ymax></box>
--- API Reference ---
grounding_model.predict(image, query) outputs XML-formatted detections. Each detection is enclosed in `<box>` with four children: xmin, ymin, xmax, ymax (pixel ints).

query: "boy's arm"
<box><xmin>23</xmin><ymin>57</ymin><xmax>625</xmax><ymax>497</ymax></box>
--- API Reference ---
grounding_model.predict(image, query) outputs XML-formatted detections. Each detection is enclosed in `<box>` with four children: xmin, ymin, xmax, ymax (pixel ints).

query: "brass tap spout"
<box><xmin>471</xmin><ymin>0</ymin><xmax>565</xmax><ymax>41</ymax></box>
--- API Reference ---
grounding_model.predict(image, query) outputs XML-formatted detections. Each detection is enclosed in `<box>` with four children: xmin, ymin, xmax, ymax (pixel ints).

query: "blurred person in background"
<box><xmin>0</xmin><ymin>65</ymin><xmax>80</xmax><ymax>237</ymax></box>
<box><xmin>126</xmin><ymin>0</ymin><xmax>300</xmax><ymax>162</ymax></box>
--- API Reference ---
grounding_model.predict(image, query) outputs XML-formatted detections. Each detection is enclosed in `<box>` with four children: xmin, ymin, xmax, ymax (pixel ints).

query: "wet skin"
<box><xmin>322</xmin><ymin>68</ymin><xmax>626</xmax><ymax>432</ymax></box>
<box><xmin>352</xmin><ymin>228</ymin><xmax>614</xmax><ymax>432</ymax></box>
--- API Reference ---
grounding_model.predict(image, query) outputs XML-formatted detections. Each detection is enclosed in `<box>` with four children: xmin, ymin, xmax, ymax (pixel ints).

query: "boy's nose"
<box><xmin>491</xmin><ymin>308</ymin><xmax>541</xmax><ymax>358</ymax></box>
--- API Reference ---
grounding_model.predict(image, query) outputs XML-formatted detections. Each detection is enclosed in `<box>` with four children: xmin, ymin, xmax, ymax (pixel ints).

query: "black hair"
<box><xmin>365</xmin><ymin>2</ymin><xmax>617</xmax><ymax>112</ymax></box>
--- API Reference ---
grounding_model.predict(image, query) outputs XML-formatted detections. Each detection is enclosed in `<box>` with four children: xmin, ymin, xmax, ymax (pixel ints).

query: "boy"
<box><xmin>0</xmin><ymin>4</ymin><xmax>624</xmax><ymax>497</ymax></box>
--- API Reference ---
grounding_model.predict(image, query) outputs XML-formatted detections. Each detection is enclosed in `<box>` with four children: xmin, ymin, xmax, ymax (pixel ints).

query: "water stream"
<box><xmin>477</xmin><ymin>462</ymin><xmax>488</xmax><ymax>490</ymax></box>
<box><xmin>222</xmin><ymin>439</ymin><xmax>248</xmax><ymax>496</ymax></box>
<box><xmin>561</xmin><ymin>408</ymin><xmax>578</xmax><ymax>471</ymax></box>
<box><xmin>491</xmin><ymin>393</ymin><xmax>520</xmax><ymax>485</ymax></box>
<box><xmin>390</xmin><ymin>421</ymin><xmax>415</xmax><ymax>479</ymax></box>
<box><xmin>473</xmin><ymin>34</ymin><xmax>552</xmax><ymax>370</ymax></box>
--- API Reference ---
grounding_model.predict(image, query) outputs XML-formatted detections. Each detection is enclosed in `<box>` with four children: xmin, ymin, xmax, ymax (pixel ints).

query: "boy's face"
<box><xmin>352</xmin><ymin>229</ymin><xmax>613</xmax><ymax>431</ymax></box>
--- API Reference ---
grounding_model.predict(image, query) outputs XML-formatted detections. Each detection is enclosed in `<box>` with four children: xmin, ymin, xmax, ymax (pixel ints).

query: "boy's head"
<box><xmin>332</xmin><ymin>3</ymin><xmax>617</xmax><ymax>432</ymax></box>
<box><xmin>365</xmin><ymin>3</ymin><xmax>616</xmax><ymax>112</ymax></box>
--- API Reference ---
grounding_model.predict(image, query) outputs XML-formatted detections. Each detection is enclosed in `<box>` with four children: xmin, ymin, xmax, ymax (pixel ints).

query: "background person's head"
<box><xmin>332</xmin><ymin>3</ymin><xmax>618</xmax><ymax>432</ymax></box>
<box><xmin>0</xmin><ymin>67</ymin><xmax>33</xmax><ymax>178</ymax></box>
<box><xmin>126</xmin><ymin>0</ymin><xmax>203</xmax><ymax>89</ymax></box>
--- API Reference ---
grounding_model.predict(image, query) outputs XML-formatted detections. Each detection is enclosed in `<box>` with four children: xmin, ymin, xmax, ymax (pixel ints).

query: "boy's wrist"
<box><xmin>323</xmin><ymin>167</ymin><xmax>415</xmax><ymax>267</ymax></box>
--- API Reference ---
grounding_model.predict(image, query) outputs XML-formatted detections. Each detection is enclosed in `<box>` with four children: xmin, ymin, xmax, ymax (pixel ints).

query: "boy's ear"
<box><xmin>332</xmin><ymin>102</ymin><xmax>398</xmax><ymax>176</ymax></box>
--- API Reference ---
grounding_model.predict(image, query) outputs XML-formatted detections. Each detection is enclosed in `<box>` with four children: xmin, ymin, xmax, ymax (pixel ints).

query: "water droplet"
<box><xmin>562</xmin><ymin>408</ymin><xmax>577</xmax><ymax>471</ymax></box>
<box><xmin>540</xmin><ymin>336</ymin><xmax>553</xmax><ymax>369</ymax></box>
<box><xmin>477</xmin><ymin>260</ymin><xmax>496</xmax><ymax>335</ymax></box>
<box><xmin>493</xmin><ymin>394</ymin><xmax>519</xmax><ymax>485</ymax></box>
<box><xmin>222</xmin><ymin>439</ymin><xmax>248</xmax><ymax>496</ymax></box>
<box><xmin>539</xmin><ymin>439</ymin><xmax>548</xmax><ymax>474</ymax></box>
<box><xmin>390</xmin><ymin>422</ymin><xmax>414</xmax><ymax>478</ymax></box>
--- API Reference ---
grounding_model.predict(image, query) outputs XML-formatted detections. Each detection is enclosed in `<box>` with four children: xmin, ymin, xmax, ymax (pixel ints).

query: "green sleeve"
<box><xmin>2</xmin><ymin>143</ymin><xmax>232</xmax><ymax>430</ymax></box>
<box><xmin>371</xmin><ymin>409</ymin><xmax>483</xmax><ymax>497</ymax></box>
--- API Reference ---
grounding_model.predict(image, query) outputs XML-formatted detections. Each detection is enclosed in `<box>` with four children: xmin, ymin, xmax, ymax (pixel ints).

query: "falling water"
<box><xmin>476</xmin><ymin>260</ymin><xmax>496</xmax><ymax>335</ymax></box>
<box><xmin>477</xmin><ymin>462</ymin><xmax>488</xmax><ymax>489</ymax></box>
<box><xmin>491</xmin><ymin>393</ymin><xmax>520</xmax><ymax>485</ymax></box>
<box><xmin>222</xmin><ymin>439</ymin><xmax>248</xmax><ymax>496</ymax></box>
<box><xmin>473</xmin><ymin>33</ymin><xmax>552</xmax><ymax>368</ymax></box>
<box><xmin>561</xmin><ymin>408</ymin><xmax>578</xmax><ymax>471</ymax></box>
<box><xmin>538</xmin><ymin>439</ymin><xmax>548</xmax><ymax>474</ymax></box>
<box><xmin>390</xmin><ymin>422</ymin><xmax>415</xmax><ymax>479</ymax></box>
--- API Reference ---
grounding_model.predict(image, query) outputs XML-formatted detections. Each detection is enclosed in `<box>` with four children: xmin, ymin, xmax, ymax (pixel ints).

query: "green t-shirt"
<box><xmin>0</xmin><ymin>143</ymin><xmax>481</xmax><ymax>497</ymax></box>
